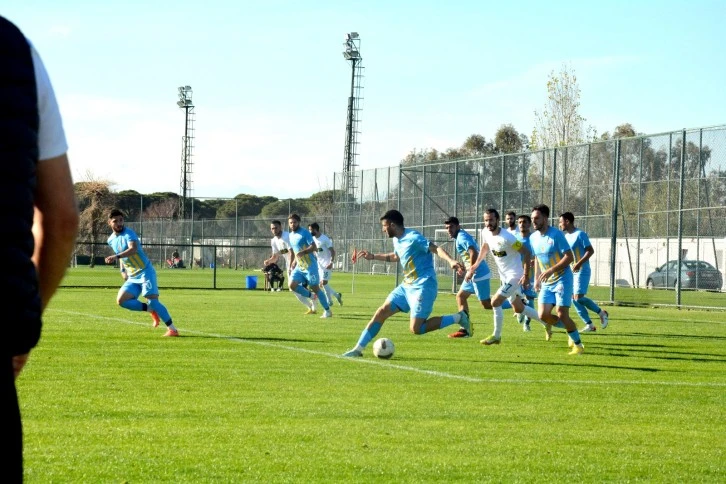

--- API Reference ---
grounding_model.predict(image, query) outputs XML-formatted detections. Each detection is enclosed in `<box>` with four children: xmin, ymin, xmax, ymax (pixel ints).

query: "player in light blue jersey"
<box><xmin>516</xmin><ymin>214</ymin><xmax>538</xmax><ymax>332</ymax></box>
<box><xmin>287</xmin><ymin>214</ymin><xmax>332</xmax><ymax>318</ymax></box>
<box><xmin>443</xmin><ymin>216</ymin><xmax>492</xmax><ymax>339</ymax></box>
<box><xmin>342</xmin><ymin>210</ymin><xmax>467</xmax><ymax>357</ymax></box>
<box><xmin>529</xmin><ymin>204</ymin><xmax>583</xmax><ymax>355</ymax></box>
<box><xmin>105</xmin><ymin>209</ymin><xmax>179</xmax><ymax>336</ymax></box>
<box><xmin>559</xmin><ymin>212</ymin><xmax>609</xmax><ymax>332</ymax></box>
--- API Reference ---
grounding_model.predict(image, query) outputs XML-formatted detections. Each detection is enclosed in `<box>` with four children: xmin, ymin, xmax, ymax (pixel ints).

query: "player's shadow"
<box><xmin>205</xmin><ymin>335</ymin><xmax>322</xmax><ymax>343</ymax></box>
<box><xmin>613</xmin><ymin>331</ymin><xmax>726</xmax><ymax>341</ymax></box>
<box><xmin>413</xmin><ymin>356</ymin><xmax>662</xmax><ymax>373</ymax></box>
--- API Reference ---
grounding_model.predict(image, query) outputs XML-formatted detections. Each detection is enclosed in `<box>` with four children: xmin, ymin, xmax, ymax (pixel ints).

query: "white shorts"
<box><xmin>495</xmin><ymin>277</ymin><xmax>524</xmax><ymax>303</ymax></box>
<box><xmin>319</xmin><ymin>268</ymin><xmax>332</xmax><ymax>281</ymax></box>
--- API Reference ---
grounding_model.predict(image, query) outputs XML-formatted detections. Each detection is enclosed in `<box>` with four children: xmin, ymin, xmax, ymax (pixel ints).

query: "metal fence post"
<box><xmin>609</xmin><ymin>140</ymin><xmax>621</xmax><ymax>303</ymax></box>
<box><xmin>676</xmin><ymin>130</ymin><xmax>686</xmax><ymax>306</ymax></box>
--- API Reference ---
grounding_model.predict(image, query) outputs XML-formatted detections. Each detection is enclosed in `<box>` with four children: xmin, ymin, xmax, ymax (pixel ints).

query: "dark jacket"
<box><xmin>0</xmin><ymin>16</ymin><xmax>42</xmax><ymax>357</ymax></box>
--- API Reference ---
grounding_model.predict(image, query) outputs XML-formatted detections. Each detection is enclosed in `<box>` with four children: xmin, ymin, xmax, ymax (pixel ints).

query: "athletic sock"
<box><xmin>493</xmin><ymin>305</ymin><xmax>504</xmax><ymax>338</ymax></box>
<box><xmin>439</xmin><ymin>312</ymin><xmax>462</xmax><ymax>329</ymax></box>
<box><xmin>120</xmin><ymin>299</ymin><xmax>143</xmax><ymax>311</ymax></box>
<box><xmin>356</xmin><ymin>322</ymin><xmax>382</xmax><ymax>348</ymax></box>
<box><xmin>148</xmin><ymin>298</ymin><xmax>171</xmax><ymax>322</ymax></box>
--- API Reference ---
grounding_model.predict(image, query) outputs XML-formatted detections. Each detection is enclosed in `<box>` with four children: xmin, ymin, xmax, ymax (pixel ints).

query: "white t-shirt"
<box><xmin>313</xmin><ymin>234</ymin><xmax>334</xmax><ymax>269</ymax></box>
<box><xmin>271</xmin><ymin>231</ymin><xmax>293</xmax><ymax>272</ymax></box>
<box><xmin>481</xmin><ymin>228</ymin><xmax>525</xmax><ymax>282</ymax></box>
<box><xmin>30</xmin><ymin>42</ymin><xmax>67</xmax><ymax>160</ymax></box>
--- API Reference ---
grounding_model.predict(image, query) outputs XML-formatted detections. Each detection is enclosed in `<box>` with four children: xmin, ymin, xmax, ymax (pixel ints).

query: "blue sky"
<box><xmin>5</xmin><ymin>0</ymin><xmax>725</xmax><ymax>198</ymax></box>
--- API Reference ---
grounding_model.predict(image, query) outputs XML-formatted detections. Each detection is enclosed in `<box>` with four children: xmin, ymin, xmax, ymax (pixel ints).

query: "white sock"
<box><xmin>522</xmin><ymin>305</ymin><xmax>541</xmax><ymax>322</ymax></box>
<box><xmin>293</xmin><ymin>292</ymin><xmax>312</xmax><ymax>309</ymax></box>
<box><xmin>493</xmin><ymin>306</ymin><xmax>504</xmax><ymax>338</ymax></box>
<box><xmin>323</xmin><ymin>285</ymin><xmax>335</xmax><ymax>305</ymax></box>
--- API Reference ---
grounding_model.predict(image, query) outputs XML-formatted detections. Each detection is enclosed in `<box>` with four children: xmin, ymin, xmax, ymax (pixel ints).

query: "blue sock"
<box><xmin>579</xmin><ymin>296</ymin><xmax>602</xmax><ymax>314</ymax></box>
<box><xmin>572</xmin><ymin>300</ymin><xmax>591</xmax><ymax>324</ymax></box>
<box><xmin>553</xmin><ymin>320</ymin><xmax>566</xmax><ymax>329</ymax></box>
<box><xmin>357</xmin><ymin>322</ymin><xmax>382</xmax><ymax>348</ymax></box>
<box><xmin>568</xmin><ymin>330</ymin><xmax>582</xmax><ymax>345</ymax></box>
<box><xmin>293</xmin><ymin>285</ymin><xmax>312</xmax><ymax>298</ymax></box>
<box><xmin>439</xmin><ymin>312</ymin><xmax>461</xmax><ymax>329</ymax></box>
<box><xmin>148</xmin><ymin>298</ymin><xmax>171</xmax><ymax>323</ymax></box>
<box><xmin>501</xmin><ymin>300</ymin><xmax>512</xmax><ymax>310</ymax></box>
<box><xmin>120</xmin><ymin>299</ymin><xmax>143</xmax><ymax>311</ymax></box>
<box><xmin>315</xmin><ymin>289</ymin><xmax>330</xmax><ymax>310</ymax></box>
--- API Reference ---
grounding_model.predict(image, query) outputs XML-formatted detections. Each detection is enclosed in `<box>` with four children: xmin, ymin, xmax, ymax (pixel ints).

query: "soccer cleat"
<box><xmin>581</xmin><ymin>324</ymin><xmax>597</xmax><ymax>332</ymax></box>
<box><xmin>515</xmin><ymin>312</ymin><xmax>527</xmax><ymax>324</ymax></box>
<box><xmin>320</xmin><ymin>309</ymin><xmax>333</xmax><ymax>319</ymax></box>
<box><xmin>568</xmin><ymin>343</ymin><xmax>584</xmax><ymax>355</ymax></box>
<box><xmin>545</xmin><ymin>324</ymin><xmax>552</xmax><ymax>341</ymax></box>
<box><xmin>459</xmin><ymin>311</ymin><xmax>473</xmax><ymax>338</ymax></box>
<box><xmin>305</xmin><ymin>308</ymin><xmax>317</xmax><ymax>315</ymax></box>
<box><xmin>600</xmin><ymin>310</ymin><xmax>609</xmax><ymax>330</ymax></box>
<box><xmin>342</xmin><ymin>348</ymin><xmax>363</xmax><ymax>357</ymax></box>
<box><xmin>163</xmin><ymin>329</ymin><xmax>179</xmax><ymax>337</ymax></box>
<box><xmin>448</xmin><ymin>328</ymin><xmax>471</xmax><ymax>339</ymax></box>
<box><xmin>150</xmin><ymin>311</ymin><xmax>160</xmax><ymax>328</ymax></box>
<box><xmin>523</xmin><ymin>321</ymin><xmax>531</xmax><ymax>332</ymax></box>
<box><xmin>335</xmin><ymin>292</ymin><xmax>343</xmax><ymax>306</ymax></box>
<box><xmin>480</xmin><ymin>335</ymin><xmax>501</xmax><ymax>345</ymax></box>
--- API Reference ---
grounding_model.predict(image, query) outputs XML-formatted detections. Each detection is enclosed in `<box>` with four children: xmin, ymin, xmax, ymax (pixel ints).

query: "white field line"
<box><xmin>52</xmin><ymin>309</ymin><xmax>726</xmax><ymax>388</ymax></box>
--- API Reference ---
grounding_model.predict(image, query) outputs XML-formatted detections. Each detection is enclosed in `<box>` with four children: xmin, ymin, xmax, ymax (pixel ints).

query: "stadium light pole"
<box><xmin>177</xmin><ymin>85</ymin><xmax>195</xmax><ymax>219</ymax></box>
<box><xmin>342</xmin><ymin>32</ymin><xmax>362</xmax><ymax>199</ymax></box>
<box><xmin>341</xmin><ymin>32</ymin><xmax>363</xmax><ymax>281</ymax></box>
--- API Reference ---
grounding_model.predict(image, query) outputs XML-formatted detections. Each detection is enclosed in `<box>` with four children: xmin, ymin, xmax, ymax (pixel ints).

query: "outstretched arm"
<box><xmin>430</xmin><ymin>243</ymin><xmax>463</xmax><ymax>273</ymax></box>
<box><xmin>356</xmin><ymin>249</ymin><xmax>399</xmax><ymax>263</ymax></box>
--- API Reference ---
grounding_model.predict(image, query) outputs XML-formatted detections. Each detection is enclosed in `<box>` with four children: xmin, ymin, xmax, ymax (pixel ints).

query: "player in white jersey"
<box><xmin>466</xmin><ymin>209</ymin><xmax>541</xmax><ymax>346</ymax></box>
<box><xmin>264</xmin><ymin>220</ymin><xmax>316</xmax><ymax>313</ymax></box>
<box><xmin>308</xmin><ymin>223</ymin><xmax>343</xmax><ymax>307</ymax></box>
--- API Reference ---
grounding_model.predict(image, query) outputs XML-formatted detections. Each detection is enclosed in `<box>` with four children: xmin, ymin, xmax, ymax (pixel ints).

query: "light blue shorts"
<box><xmin>538</xmin><ymin>273</ymin><xmax>573</xmax><ymax>307</ymax></box>
<box><xmin>291</xmin><ymin>267</ymin><xmax>320</xmax><ymax>287</ymax></box>
<box><xmin>573</xmin><ymin>268</ymin><xmax>591</xmax><ymax>296</ymax></box>
<box><xmin>387</xmin><ymin>277</ymin><xmax>438</xmax><ymax>319</ymax></box>
<box><xmin>120</xmin><ymin>268</ymin><xmax>159</xmax><ymax>299</ymax></box>
<box><xmin>460</xmin><ymin>278</ymin><xmax>491</xmax><ymax>302</ymax></box>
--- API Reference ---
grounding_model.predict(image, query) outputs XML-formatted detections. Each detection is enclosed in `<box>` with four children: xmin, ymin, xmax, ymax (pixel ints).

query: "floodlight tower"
<box><xmin>342</xmin><ymin>32</ymin><xmax>364</xmax><ymax>201</ymax></box>
<box><xmin>177</xmin><ymin>85</ymin><xmax>195</xmax><ymax>219</ymax></box>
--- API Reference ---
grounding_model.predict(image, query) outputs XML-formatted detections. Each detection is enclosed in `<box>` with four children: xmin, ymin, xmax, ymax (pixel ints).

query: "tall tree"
<box><xmin>260</xmin><ymin>199</ymin><xmax>310</xmax><ymax>218</ymax></box>
<box><xmin>216</xmin><ymin>194</ymin><xmax>278</xmax><ymax>219</ymax></box>
<box><xmin>494</xmin><ymin>124</ymin><xmax>525</xmax><ymax>154</ymax></box>
<box><xmin>143</xmin><ymin>198</ymin><xmax>178</xmax><ymax>219</ymax></box>
<box><xmin>462</xmin><ymin>134</ymin><xmax>496</xmax><ymax>157</ymax></box>
<box><xmin>532</xmin><ymin>64</ymin><xmax>593</xmax><ymax>149</ymax></box>
<box><xmin>75</xmin><ymin>173</ymin><xmax>116</xmax><ymax>265</ymax></box>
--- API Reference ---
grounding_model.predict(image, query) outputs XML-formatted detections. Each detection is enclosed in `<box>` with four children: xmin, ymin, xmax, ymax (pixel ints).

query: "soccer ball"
<box><xmin>372</xmin><ymin>338</ymin><xmax>395</xmax><ymax>359</ymax></box>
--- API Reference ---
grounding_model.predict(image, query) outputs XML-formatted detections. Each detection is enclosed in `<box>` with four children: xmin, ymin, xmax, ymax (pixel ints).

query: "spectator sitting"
<box><xmin>262</xmin><ymin>263</ymin><xmax>285</xmax><ymax>291</ymax></box>
<box><xmin>167</xmin><ymin>251</ymin><xmax>185</xmax><ymax>269</ymax></box>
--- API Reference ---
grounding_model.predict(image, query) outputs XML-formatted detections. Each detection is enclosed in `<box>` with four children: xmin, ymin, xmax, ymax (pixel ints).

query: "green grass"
<box><xmin>20</xmin><ymin>273</ymin><xmax>726</xmax><ymax>482</ymax></box>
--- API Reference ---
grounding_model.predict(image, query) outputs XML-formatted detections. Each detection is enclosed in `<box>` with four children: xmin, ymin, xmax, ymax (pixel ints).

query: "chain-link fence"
<box><xmin>331</xmin><ymin>125</ymin><xmax>726</xmax><ymax>309</ymax></box>
<box><xmin>66</xmin><ymin>125</ymin><xmax>726</xmax><ymax>308</ymax></box>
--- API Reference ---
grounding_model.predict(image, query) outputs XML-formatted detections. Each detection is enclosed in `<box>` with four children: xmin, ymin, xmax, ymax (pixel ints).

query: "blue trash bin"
<box><xmin>246</xmin><ymin>275</ymin><xmax>258</xmax><ymax>290</ymax></box>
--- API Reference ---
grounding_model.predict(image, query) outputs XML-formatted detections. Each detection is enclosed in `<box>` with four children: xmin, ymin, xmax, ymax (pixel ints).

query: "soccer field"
<box><xmin>19</xmin><ymin>273</ymin><xmax>725</xmax><ymax>482</ymax></box>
